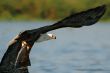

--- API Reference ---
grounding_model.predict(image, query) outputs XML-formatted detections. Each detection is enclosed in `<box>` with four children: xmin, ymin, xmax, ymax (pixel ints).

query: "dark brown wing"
<box><xmin>0</xmin><ymin>36</ymin><xmax>22</xmax><ymax>67</ymax></box>
<box><xmin>33</xmin><ymin>5</ymin><xmax>106</xmax><ymax>33</ymax></box>
<box><xmin>0</xmin><ymin>35</ymin><xmax>30</xmax><ymax>73</ymax></box>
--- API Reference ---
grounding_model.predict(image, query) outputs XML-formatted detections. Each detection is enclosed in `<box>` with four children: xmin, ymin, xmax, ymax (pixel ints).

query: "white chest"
<box><xmin>36</xmin><ymin>34</ymin><xmax>50</xmax><ymax>43</ymax></box>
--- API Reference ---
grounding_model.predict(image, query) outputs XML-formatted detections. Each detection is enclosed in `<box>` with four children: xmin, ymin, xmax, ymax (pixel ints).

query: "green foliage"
<box><xmin>0</xmin><ymin>0</ymin><xmax>109</xmax><ymax>21</ymax></box>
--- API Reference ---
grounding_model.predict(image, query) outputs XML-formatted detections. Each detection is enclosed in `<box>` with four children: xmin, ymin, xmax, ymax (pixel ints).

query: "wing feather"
<box><xmin>35</xmin><ymin>5</ymin><xmax>106</xmax><ymax>33</ymax></box>
<box><xmin>0</xmin><ymin>36</ymin><xmax>30</xmax><ymax>73</ymax></box>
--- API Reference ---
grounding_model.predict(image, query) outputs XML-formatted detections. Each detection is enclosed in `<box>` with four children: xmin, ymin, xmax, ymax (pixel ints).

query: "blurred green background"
<box><xmin>0</xmin><ymin>0</ymin><xmax>110</xmax><ymax>21</ymax></box>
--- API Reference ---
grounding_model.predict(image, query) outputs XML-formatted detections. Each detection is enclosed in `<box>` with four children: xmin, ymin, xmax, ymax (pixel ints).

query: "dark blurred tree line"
<box><xmin>0</xmin><ymin>0</ymin><xmax>109</xmax><ymax>21</ymax></box>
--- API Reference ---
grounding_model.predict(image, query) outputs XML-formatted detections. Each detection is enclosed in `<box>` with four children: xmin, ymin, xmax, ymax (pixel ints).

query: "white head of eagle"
<box><xmin>37</xmin><ymin>33</ymin><xmax>56</xmax><ymax>43</ymax></box>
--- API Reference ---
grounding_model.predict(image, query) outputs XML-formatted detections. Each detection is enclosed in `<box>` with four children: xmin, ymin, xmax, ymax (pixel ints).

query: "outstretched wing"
<box><xmin>0</xmin><ymin>35</ymin><xmax>30</xmax><ymax>73</ymax></box>
<box><xmin>34</xmin><ymin>5</ymin><xmax>106</xmax><ymax>33</ymax></box>
<box><xmin>0</xmin><ymin>35</ymin><xmax>22</xmax><ymax>67</ymax></box>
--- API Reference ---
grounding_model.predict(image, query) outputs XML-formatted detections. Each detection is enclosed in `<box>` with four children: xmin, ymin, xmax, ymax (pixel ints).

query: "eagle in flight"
<box><xmin>0</xmin><ymin>5</ymin><xmax>106</xmax><ymax>73</ymax></box>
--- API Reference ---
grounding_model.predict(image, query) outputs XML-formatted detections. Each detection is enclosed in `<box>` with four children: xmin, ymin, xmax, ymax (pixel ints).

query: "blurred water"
<box><xmin>0</xmin><ymin>22</ymin><xmax>110</xmax><ymax>73</ymax></box>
